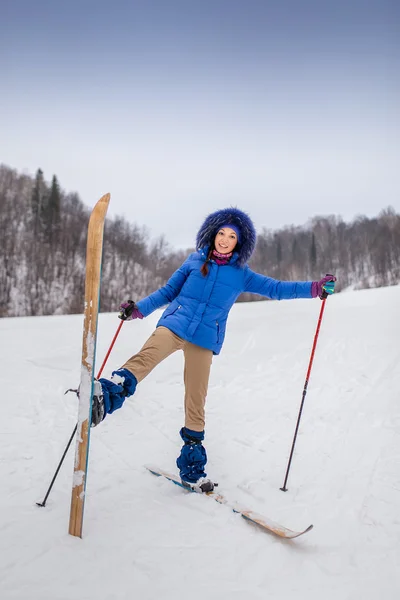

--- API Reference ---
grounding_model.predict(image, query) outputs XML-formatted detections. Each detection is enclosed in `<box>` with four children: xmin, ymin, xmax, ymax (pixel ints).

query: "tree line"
<box><xmin>0</xmin><ymin>165</ymin><xmax>186</xmax><ymax>317</ymax></box>
<box><xmin>246</xmin><ymin>208</ymin><xmax>400</xmax><ymax>300</ymax></box>
<box><xmin>0</xmin><ymin>163</ymin><xmax>399</xmax><ymax>317</ymax></box>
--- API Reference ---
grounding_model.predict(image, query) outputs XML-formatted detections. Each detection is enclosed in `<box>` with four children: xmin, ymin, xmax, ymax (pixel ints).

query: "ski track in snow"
<box><xmin>1</xmin><ymin>287</ymin><xmax>400</xmax><ymax>599</ymax></box>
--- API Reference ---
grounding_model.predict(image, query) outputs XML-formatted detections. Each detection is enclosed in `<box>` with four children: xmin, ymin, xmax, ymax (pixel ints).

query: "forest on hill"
<box><xmin>1</xmin><ymin>164</ymin><xmax>399</xmax><ymax>317</ymax></box>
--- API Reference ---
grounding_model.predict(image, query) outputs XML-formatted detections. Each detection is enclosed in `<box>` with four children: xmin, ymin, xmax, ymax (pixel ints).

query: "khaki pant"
<box><xmin>121</xmin><ymin>326</ymin><xmax>213</xmax><ymax>432</ymax></box>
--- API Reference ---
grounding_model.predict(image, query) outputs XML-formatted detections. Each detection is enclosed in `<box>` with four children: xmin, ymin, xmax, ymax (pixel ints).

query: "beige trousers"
<box><xmin>121</xmin><ymin>326</ymin><xmax>213</xmax><ymax>432</ymax></box>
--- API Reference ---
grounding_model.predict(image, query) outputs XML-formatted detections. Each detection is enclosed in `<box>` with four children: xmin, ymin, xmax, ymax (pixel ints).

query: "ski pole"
<box><xmin>96</xmin><ymin>320</ymin><xmax>124</xmax><ymax>378</ymax></box>
<box><xmin>280</xmin><ymin>292</ymin><xmax>329</xmax><ymax>492</ymax></box>
<box><xmin>36</xmin><ymin>320</ymin><xmax>124</xmax><ymax>507</ymax></box>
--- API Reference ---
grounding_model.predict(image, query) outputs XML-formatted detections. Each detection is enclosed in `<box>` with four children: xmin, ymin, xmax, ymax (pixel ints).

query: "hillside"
<box><xmin>1</xmin><ymin>286</ymin><xmax>399</xmax><ymax>599</ymax></box>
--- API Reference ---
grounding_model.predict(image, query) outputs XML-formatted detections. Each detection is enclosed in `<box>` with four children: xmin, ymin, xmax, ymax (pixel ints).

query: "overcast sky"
<box><xmin>1</xmin><ymin>0</ymin><xmax>399</xmax><ymax>249</ymax></box>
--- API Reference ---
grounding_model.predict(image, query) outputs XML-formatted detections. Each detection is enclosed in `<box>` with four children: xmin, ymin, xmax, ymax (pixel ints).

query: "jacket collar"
<box><xmin>199</xmin><ymin>247</ymin><xmax>239</xmax><ymax>265</ymax></box>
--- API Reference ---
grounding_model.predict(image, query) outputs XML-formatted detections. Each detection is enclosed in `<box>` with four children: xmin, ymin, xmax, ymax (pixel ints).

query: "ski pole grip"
<box><xmin>119</xmin><ymin>299</ymin><xmax>135</xmax><ymax>321</ymax></box>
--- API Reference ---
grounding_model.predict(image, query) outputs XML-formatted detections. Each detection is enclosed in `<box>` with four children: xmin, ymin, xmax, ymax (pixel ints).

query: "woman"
<box><xmin>92</xmin><ymin>207</ymin><xmax>336</xmax><ymax>492</ymax></box>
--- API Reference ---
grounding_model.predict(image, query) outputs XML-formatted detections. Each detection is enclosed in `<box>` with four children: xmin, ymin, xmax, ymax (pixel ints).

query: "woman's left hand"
<box><xmin>312</xmin><ymin>274</ymin><xmax>337</xmax><ymax>299</ymax></box>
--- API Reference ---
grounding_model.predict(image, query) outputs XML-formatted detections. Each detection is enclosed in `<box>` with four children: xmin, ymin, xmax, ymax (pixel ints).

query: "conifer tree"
<box><xmin>292</xmin><ymin>237</ymin><xmax>298</xmax><ymax>261</ymax></box>
<box><xmin>44</xmin><ymin>175</ymin><xmax>61</xmax><ymax>244</ymax></box>
<box><xmin>275</xmin><ymin>235</ymin><xmax>282</xmax><ymax>265</ymax></box>
<box><xmin>310</xmin><ymin>232</ymin><xmax>317</xmax><ymax>270</ymax></box>
<box><xmin>31</xmin><ymin>168</ymin><xmax>46</xmax><ymax>235</ymax></box>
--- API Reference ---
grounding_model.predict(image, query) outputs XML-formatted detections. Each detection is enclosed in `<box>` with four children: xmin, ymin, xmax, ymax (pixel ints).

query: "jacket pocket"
<box><xmin>216</xmin><ymin>321</ymin><xmax>220</xmax><ymax>343</ymax></box>
<box><xmin>165</xmin><ymin>303</ymin><xmax>181</xmax><ymax>318</ymax></box>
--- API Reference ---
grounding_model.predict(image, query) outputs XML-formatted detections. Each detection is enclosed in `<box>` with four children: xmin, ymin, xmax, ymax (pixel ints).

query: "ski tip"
<box><xmin>144</xmin><ymin>465</ymin><xmax>160</xmax><ymax>477</ymax></box>
<box><xmin>288</xmin><ymin>523</ymin><xmax>314</xmax><ymax>538</ymax></box>
<box><xmin>93</xmin><ymin>193</ymin><xmax>111</xmax><ymax>213</ymax></box>
<box><xmin>289</xmin><ymin>524</ymin><xmax>314</xmax><ymax>538</ymax></box>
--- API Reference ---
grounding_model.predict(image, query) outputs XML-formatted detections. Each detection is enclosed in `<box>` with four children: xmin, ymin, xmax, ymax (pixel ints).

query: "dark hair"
<box><xmin>200</xmin><ymin>245</ymin><xmax>214</xmax><ymax>277</ymax></box>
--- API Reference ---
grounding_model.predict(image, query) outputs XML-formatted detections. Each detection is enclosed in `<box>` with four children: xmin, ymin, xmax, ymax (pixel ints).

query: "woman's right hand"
<box><xmin>118</xmin><ymin>300</ymin><xmax>144</xmax><ymax>321</ymax></box>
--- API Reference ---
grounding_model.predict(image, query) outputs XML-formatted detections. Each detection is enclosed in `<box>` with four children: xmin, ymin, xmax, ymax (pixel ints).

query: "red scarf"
<box><xmin>212</xmin><ymin>249</ymin><xmax>232</xmax><ymax>265</ymax></box>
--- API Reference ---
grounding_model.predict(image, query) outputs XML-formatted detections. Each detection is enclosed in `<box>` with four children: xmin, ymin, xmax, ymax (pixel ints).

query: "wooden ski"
<box><xmin>69</xmin><ymin>193</ymin><xmax>110</xmax><ymax>538</ymax></box>
<box><xmin>145</xmin><ymin>465</ymin><xmax>313</xmax><ymax>539</ymax></box>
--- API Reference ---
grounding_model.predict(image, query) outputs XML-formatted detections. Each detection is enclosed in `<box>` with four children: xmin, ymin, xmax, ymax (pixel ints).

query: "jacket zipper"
<box><xmin>168</xmin><ymin>304</ymin><xmax>181</xmax><ymax>316</ymax></box>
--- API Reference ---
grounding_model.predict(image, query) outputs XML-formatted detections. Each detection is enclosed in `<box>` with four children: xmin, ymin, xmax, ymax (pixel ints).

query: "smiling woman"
<box><xmin>87</xmin><ymin>206</ymin><xmax>336</xmax><ymax>494</ymax></box>
<box><xmin>200</xmin><ymin>226</ymin><xmax>240</xmax><ymax>276</ymax></box>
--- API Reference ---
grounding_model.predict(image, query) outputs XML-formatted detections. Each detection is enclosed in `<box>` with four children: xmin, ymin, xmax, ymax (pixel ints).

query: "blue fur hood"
<box><xmin>196</xmin><ymin>207</ymin><xmax>257</xmax><ymax>266</ymax></box>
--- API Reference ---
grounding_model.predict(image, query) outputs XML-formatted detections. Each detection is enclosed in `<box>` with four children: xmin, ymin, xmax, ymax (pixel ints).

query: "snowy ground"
<box><xmin>1</xmin><ymin>286</ymin><xmax>400</xmax><ymax>600</ymax></box>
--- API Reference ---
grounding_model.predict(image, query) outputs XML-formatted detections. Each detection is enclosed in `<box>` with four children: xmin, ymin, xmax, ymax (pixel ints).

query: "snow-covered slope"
<box><xmin>1</xmin><ymin>286</ymin><xmax>399</xmax><ymax>600</ymax></box>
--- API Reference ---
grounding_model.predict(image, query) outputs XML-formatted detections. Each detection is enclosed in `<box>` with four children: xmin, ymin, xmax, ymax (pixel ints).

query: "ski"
<box><xmin>68</xmin><ymin>193</ymin><xmax>110</xmax><ymax>538</ymax></box>
<box><xmin>145</xmin><ymin>465</ymin><xmax>313</xmax><ymax>539</ymax></box>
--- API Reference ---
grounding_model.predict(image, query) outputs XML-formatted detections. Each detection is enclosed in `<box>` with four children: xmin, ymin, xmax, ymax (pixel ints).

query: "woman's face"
<box><xmin>214</xmin><ymin>227</ymin><xmax>238</xmax><ymax>254</ymax></box>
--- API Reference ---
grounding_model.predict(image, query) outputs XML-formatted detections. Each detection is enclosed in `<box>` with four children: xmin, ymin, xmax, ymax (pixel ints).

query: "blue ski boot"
<box><xmin>176</xmin><ymin>427</ymin><xmax>216</xmax><ymax>493</ymax></box>
<box><xmin>91</xmin><ymin>368</ymin><xmax>138</xmax><ymax>427</ymax></box>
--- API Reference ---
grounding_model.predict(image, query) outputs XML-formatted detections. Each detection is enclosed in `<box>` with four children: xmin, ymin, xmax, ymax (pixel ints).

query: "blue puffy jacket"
<box><xmin>136</xmin><ymin>248</ymin><xmax>312</xmax><ymax>355</ymax></box>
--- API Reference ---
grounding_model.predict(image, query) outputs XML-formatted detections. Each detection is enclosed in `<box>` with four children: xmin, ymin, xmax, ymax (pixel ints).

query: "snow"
<box><xmin>1</xmin><ymin>286</ymin><xmax>400</xmax><ymax>599</ymax></box>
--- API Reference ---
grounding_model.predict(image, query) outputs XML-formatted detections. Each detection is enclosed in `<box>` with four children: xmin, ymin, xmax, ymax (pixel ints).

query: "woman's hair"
<box><xmin>200</xmin><ymin>245</ymin><xmax>215</xmax><ymax>277</ymax></box>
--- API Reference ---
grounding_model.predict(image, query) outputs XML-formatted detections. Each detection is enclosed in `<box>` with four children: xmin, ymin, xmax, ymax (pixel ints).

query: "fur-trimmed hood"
<box><xmin>196</xmin><ymin>207</ymin><xmax>257</xmax><ymax>266</ymax></box>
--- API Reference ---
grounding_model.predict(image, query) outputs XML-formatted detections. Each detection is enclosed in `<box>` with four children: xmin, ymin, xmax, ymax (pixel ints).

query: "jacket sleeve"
<box><xmin>244</xmin><ymin>268</ymin><xmax>313</xmax><ymax>300</ymax></box>
<box><xmin>136</xmin><ymin>256</ymin><xmax>193</xmax><ymax>317</ymax></box>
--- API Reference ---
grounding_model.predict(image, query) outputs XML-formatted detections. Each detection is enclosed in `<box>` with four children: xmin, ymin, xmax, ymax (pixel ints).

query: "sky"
<box><xmin>1</xmin><ymin>0</ymin><xmax>399</xmax><ymax>249</ymax></box>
